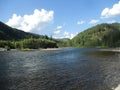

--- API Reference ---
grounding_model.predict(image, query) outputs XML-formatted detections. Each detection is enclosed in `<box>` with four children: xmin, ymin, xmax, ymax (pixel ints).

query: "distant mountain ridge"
<box><xmin>0</xmin><ymin>21</ymin><xmax>58</xmax><ymax>49</ymax></box>
<box><xmin>0</xmin><ymin>21</ymin><xmax>120</xmax><ymax>48</ymax></box>
<box><xmin>72</xmin><ymin>23</ymin><xmax>120</xmax><ymax>47</ymax></box>
<box><xmin>0</xmin><ymin>21</ymin><xmax>40</xmax><ymax>40</ymax></box>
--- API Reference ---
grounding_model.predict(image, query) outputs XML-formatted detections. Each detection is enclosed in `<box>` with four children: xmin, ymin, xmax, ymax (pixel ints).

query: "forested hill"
<box><xmin>0</xmin><ymin>21</ymin><xmax>58</xmax><ymax>49</ymax></box>
<box><xmin>1</xmin><ymin>21</ymin><xmax>120</xmax><ymax>48</ymax></box>
<box><xmin>72</xmin><ymin>23</ymin><xmax>120</xmax><ymax>47</ymax></box>
<box><xmin>0</xmin><ymin>21</ymin><xmax>41</xmax><ymax>40</ymax></box>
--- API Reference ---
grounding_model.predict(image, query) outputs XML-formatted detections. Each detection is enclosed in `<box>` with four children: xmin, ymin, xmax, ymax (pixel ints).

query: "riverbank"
<box><xmin>1</xmin><ymin>47</ymin><xmax>120</xmax><ymax>52</ymax></box>
<box><xmin>99</xmin><ymin>48</ymin><xmax>120</xmax><ymax>52</ymax></box>
<box><xmin>40</xmin><ymin>48</ymin><xmax>63</xmax><ymax>51</ymax></box>
<box><xmin>0</xmin><ymin>48</ymin><xmax>6</xmax><ymax>51</ymax></box>
<box><xmin>0</xmin><ymin>47</ymin><xmax>62</xmax><ymax>51</ymax></box>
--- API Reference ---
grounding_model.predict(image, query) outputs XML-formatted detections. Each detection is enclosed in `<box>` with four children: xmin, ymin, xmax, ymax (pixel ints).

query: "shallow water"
<box><xmin>0</xmin><ymin>48</ymin><xmax>120</xmax><ymax>90</ymax></box>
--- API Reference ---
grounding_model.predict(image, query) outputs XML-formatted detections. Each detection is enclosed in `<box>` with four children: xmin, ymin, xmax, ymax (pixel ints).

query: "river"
<box><xmin>0</xmin><ymin>48</ymin><xmax>120</xmax><ymax>90</ymax></box>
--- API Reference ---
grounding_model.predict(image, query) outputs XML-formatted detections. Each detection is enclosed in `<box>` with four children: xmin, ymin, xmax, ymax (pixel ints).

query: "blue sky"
<box><xmin>0</xmin><ymin>0</ymin><xmax>120</xmax><ymax>39</ymax></box>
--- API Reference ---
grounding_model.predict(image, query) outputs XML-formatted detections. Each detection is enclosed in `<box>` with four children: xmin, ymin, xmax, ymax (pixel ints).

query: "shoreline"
<box><xmin>99</xmin><ymin>48</ymin><xmax>120</xmax><ymax>52</ymax></box>
<box><xmin>1</xmin><ymin>47</ymin><xmax>120</xmax><ymax>52</ymax></box>
<box><xmin>0</xmin><ymin>48</ymin><xmax>8</xmax><ymax>51</ymax></box>
<box><xmin>0</xmin><ymin>48</ymin><xmax>63</xmax><ymax>51</ymax></box>
<box><xmin>40</xmin><ymin>48</ymin><xmax>63</xmax><ymax>51</ymax></box>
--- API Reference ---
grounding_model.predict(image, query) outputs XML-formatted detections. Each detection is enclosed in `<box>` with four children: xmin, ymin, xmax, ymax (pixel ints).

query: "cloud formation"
<box><xmin>107</xmin><ymin>20</ymin><xmax>117</xmax><ymax>24</ymax></box>
<box><xmin>77</xmin><ymin>20</ymin><xmax>85</xmax><ymax>25</ymax></box>
<box><xmin>101</xmin><ymin>1</ymin><xmax>120</xmax><ymax>18</ymax></box>
<box><xmin>63</xmin><ymin>31</ymin><xmax>69</xmax><ymax>36</ymax></box>
<box><xmin>63</xmin><ymin>31</ymin><xmax>77</xmax><ymax>39</ymax></box>
<box><xmin>53</xmin><ymin>26</ymin><xmax>63</xmax><ymax>34</ymax></box>
<box><xmin>53</xmin><ymin>31</ymin><xmax>77</xmax><ymax>39</ymax></box>
<box><xmin>89</xmin><ymin>19</ymin><xmax>99</xmax><ymax>24</ymax></box>
<box><xmin>6</xmin><ymin>9</ymin><xmax>54</xmax><ymax>33</ymax></box>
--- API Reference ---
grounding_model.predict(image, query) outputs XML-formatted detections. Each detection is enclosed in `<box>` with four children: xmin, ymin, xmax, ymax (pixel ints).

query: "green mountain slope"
<box><xmin>55</xmin><ymin>38</ymin><xmax>72</xmax><ymax>47</ymax></box>
<box><xmin>0</xmin><ymin>21</ymin><xmax>40</xmax><ymax>40</ymax></box>
<box><xmin>0</xmin><ymin>21</ymin><xmax>58</xmax><ymax>49</ymax></box>
<box><xmin>72</xmin><ymin>23</ymin><xmax>120</xmax><ymax>47</ymax></box>
<box><xmin>1</xmin><ymin>21</ymin><xmax>120</xmax><ymax>48</ymax></box>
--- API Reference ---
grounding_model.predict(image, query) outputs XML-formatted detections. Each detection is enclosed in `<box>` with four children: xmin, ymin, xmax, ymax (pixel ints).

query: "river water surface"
<box><xmin>0</xmin><ymin>48</ymin><xmax>120</xmax><ymax>90</ymax></box>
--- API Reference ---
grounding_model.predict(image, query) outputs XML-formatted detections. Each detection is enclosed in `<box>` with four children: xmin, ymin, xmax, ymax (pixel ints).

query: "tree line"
<box><xmin>0</xmin><ymin>38</ymin><xmax>58</xmax><ymax>50</ymax></box>
<box><xmin>71</xmin><ymin>23</ymin><xmax>120</xmax><ymax>48</ymax></box>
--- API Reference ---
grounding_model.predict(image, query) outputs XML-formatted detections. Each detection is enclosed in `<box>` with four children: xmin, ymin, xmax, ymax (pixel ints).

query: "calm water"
<box><xmin>0</xmin><ymin>48</ymin><xmax>120</xmax><ymax>90</ymax></box>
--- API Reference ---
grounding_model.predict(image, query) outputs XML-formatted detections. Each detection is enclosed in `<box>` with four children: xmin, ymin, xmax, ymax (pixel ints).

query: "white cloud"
<box><xmin>89</xmin><ymin>19</ymin><xmax>99</xmax><ymax>24</ymax></box>
<box><xmin>70</xmin><ymin>33</ymin><xmax>76</xmax><ymax>39</ymax></box>
<box><xmin>63</xmin><ymin>31</ymin><xmax>69</xmax><ymax>36</ymax></box>
<box><xmin>107</xmin><ymin>20</ymin><xmax>117</xmax><ymax>24</ymax></box>
<box><xmin>101</xmin><ymin>1</ymin><xmax>120</xmax><ymax>18</ymax></box>
<box><xmin>63</xmin><ymin>31</ymin><xmax>77</xmax><ymax>39</ymax></box>
<box><xmin>6</xmin><ymin>9</ymin><xmax>54</xmax><ymax>33</ymax></box>
<box><xmin>53</xmin><ymin>26</ymin><xmax>63</xmax><ymax>34</ymax></box>
<box><xmin>53</xmin><ymin>31</ymin><xmax>77</xmax><ymax>39</ymax></box>
<box><xmin>77</xmin><ymin>20</ymin><xmax>85</xmax><ymax>25</ymax></box>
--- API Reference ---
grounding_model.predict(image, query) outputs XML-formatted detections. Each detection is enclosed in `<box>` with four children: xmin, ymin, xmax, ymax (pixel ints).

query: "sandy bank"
<box><xmin>0</xmin><ymin>48</ymin><xmax>7</xmax><ymax>51</ymax></box>
<box><xmin>41</xmin><ymin>48</ymin><xmax>63</xmax><ymax>51</ymax></box>
<box><xmin>100</xmin><ymin>48</ymin><xmax>120</xmax><ymax>52</ymax></box>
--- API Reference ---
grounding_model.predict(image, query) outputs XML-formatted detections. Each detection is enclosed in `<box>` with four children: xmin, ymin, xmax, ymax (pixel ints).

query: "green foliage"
<box><xmin>0</xmin><ymin>40</ymin><xmax>14</xmax><ymax>48</ymax></box>
<box><xmin>0</xmin><ymin>21</ymin><xmax>120</xmax><ymax>49</ymax></box>
<box><xmin>0</xmin><ymin>38</ymin><xmax>58</xmax><ymax>49</ymax></box>
<box><xmin>56</xmin><ymin>38</ymin><xmax>72</xmax><ymax>47</ymax></box>
<box><xmin>0</xmin><ymin>21</ymin><xmax>58</xmax><ymax>49</ymax></box>
<box><xmin>72</xmin><ymin>23</ymin><xmax>120</xmax><ymax>48</ymax></box>
<box><xmin>20</xmin><ymin>38</ymin><xmax>57</xmax><ymax>49</ymax></box>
